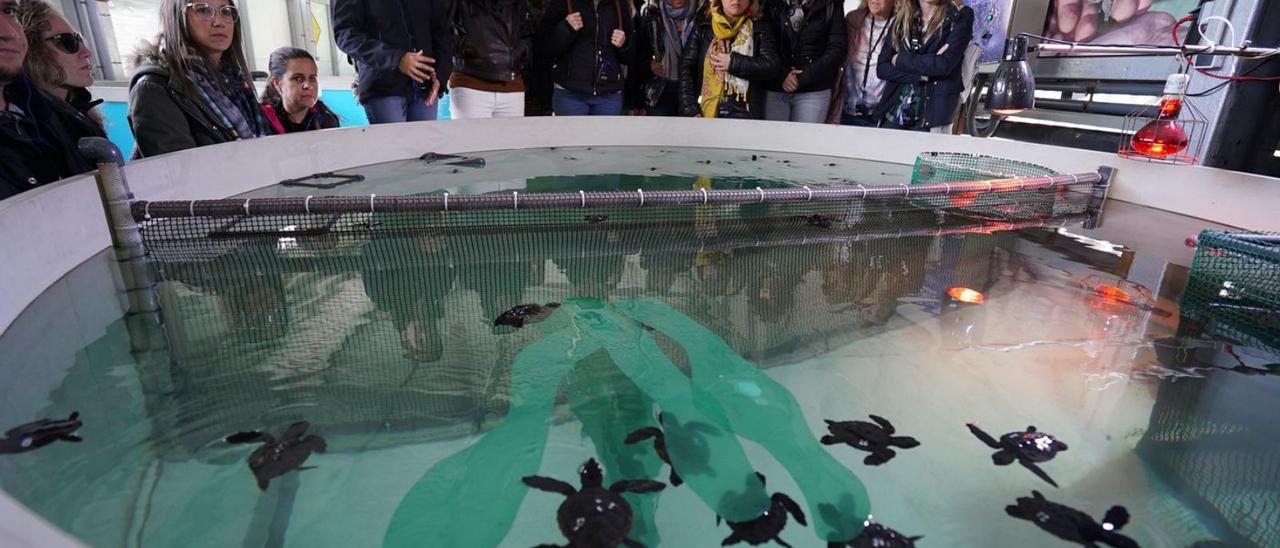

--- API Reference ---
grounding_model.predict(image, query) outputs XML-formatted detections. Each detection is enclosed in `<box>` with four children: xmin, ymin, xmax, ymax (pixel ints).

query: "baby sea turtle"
<box><xmin>585</xmin><ymin>215</ymin><xmax>610</xmax><ymax>224</ymax></box>
<box><xmin>818</xmin><ymin>505</ymin><xmax>921</xmax><ymax>548</ymax></box>
<box><xmin>821</xmin><ymin>415</ymin><xmax>920</xmax><ymax>465</ymax></box>
<box><xmin>522</xmin><ymin>458</ymin><xmax>665</xmax><ymax>548</ymax></box>
<box><xmin>0</xmin><ymin>411</ymin><xmax>82</xmax><ymax>454</ymax></box>
<box><xmin>718</xmin><ymin>473</ymin><xmax>807</xmax><ymax>547</ymax></box>
<box><xmin>1005</xmin><ymin>490</ymin><xmax>1137</xmax><ymax>548</ymax></box>
<box><xmin>225</xmin><ymin>421</ymin><xmax>327</xmax><ymax>490</ymax></box>
<box><xmin>967</xmin><ymin>423</ymin><xmax>1067</xmax><ymax>487</ymax></box>
<box><xmin>624</xmin><ymin>413</ymin><xmax>714</xmax><ymax>487</ymax></box>
<box><xmin>494</xmin><ymin>303</ymin><xmax>562</xmax><ymax>328</ymax></box>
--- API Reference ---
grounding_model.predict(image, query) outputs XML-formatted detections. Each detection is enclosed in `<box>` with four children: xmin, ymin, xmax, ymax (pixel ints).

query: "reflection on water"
<box><xmin>0</xmin><ymin>187</ymin><xmax>1277</xmax><ymax>547</ymax></box>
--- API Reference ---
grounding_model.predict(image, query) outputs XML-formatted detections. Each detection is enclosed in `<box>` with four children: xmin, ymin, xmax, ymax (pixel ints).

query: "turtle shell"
<box><xmin>830</xmin><ymin>421</ymin><xmax>890</xmax><ymax>447</ymax></box>
<box><xmin>556</xmin><ymin>487</ymin><xmax>634</xmax><ymax>547</ymax></box>
<box><xmin>1002</xmin><ymin>431</ymin><xmax>1062</xmax><ymax>462</ymax></box>
<box><xmin>727</xmin><ymin>499</ymin><xmax>790</xmax><ymax>544</ymax></box>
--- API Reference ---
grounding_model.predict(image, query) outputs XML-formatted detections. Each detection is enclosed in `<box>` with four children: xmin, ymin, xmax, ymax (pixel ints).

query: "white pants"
<box><xmin>449</xmin><ymin>87</ymin><xmax>525</xmax><ymax>119</ymax></box>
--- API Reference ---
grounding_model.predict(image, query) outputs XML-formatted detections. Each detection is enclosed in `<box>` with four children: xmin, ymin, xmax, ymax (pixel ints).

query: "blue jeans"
<box><xmin>764</xmin><ymin>90</ymin><xmax>832</xmax><ymax>123</ymax></box>
<box><xmin>553</xmin><ymin>88</ymin><xmax>623</xmax><ymax>116</ymax></box>
<box><xmin>363</xmin><ymin>91</ymin><xmax>439</xmax><ymax>124</ymax></box>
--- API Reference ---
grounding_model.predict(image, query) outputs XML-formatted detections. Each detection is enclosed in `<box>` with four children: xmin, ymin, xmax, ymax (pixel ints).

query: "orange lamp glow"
<box><xmin>1092</xmin><ymin>285</ymin><xmax>1134</xmax><ymax>304</ymax></box>
<box><xmin>951</xmin><ymin>191</ymin><xmax>980</xmax><ymax>207</ymax></box>
<box><xmin>1130</xmin><ymin>75</ymin><xmax>1191</xmax><ymax>160</ymax></box>
<box><xmin>947</xmin><ymin>287</ymin><xmax>986</xmax><ymax>304</ymax></box>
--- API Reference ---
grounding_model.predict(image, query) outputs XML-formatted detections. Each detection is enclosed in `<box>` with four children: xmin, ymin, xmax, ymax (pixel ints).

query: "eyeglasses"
<box><xmin>45</xmin><ymin>32</ymin><xmax>85</xmax><ymax>55</ymax></box>
<box><xmin>186</xmin><ymin>2</ymin><xmax>239</xmax><ymax>22</ymax></box>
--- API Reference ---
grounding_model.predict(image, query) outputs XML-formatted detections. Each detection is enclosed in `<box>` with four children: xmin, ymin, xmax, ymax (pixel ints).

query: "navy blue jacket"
<box><xmin>1</xmin><ymin>76</ymin><xmax>104</xmax><ymax>200</ymax></box>
<box><xmin>332</xmin><ymin>0</ymin><xmax>455</xmax><ymax>103</ymax></box>
<box><xmin>873</xmin><ymin>4</ymin><xmax>973</xmax><ymax>129</ymax></box>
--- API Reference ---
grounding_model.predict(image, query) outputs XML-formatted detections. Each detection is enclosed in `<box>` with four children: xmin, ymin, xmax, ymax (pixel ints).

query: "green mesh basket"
<box><xmin>908</xmin><ymin>152</ymin><xmax>1069</xmax><ymax>218</ymax></box>
<box><xmin>1181</xmin><ymin>230</ymin><xmax>1280</xmax><ymax>352</ymax></box>
<box><xmin>910</xmin><ymin>152</ymin><xmax>1058</xmax><ymax>184</ymax></box>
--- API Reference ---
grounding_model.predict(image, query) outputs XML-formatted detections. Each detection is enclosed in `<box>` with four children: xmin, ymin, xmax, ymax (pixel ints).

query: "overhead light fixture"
<box><xmin>986</xmin><ymin>35</ymin><xmax>1035</xmax><ymax>115</ymax></box>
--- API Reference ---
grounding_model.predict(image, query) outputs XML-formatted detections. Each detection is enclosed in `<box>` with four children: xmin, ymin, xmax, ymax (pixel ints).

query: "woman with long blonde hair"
<box><xmin>872</xmin><ymin>0</ymin><xmax>972</xmax><ymax>130</ymax></box>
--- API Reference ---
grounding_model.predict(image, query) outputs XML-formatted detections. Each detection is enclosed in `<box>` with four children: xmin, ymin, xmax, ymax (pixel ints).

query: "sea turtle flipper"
<box><xmin>622</xmin><ymin>538</ymin><xmax>645</xmax><ymax>548</ymax></box>
<box><xmin>820</xmin><ymin>435</ymin><xmax>840</xmax><ymax>446</ymax></box>
<box><xmin>992</xmin><ymin>450</ymin><xmax>1016</xmax><ymax>466</ymax></box>
<box><xmin>774</xmin><ymin>537</ymin><xmax>794</xmax><ymax>548</ymax></box>
<box><xmin>303</xmin><ymin>436</ymin><xmax>327</xmax><ymax>453</ymax></box>
<box><xmin>966</xmin><ymin>424</ymin><xmax>1002</xmax><ymax>449</ymax></box>
<box><xmin>777</xmin><ymin>493</ymin><xmax>807</xmax><ymax>526</ymax></box>
<box><xmin>225</xmin><ymin>431</ymin><xmax>267</xmax><ymax>444</ymax></box>
<box><xmin>864</xmin><ymin>448</ymin><xmax>895</xmax><ymax>466</ymax></box>
<box><xmin>1055</xmin><ymin>439</ymin><xmax>1069</xmax><ymax>451</ymax></box>
<box><xmin>721</xmin><ymin>531</ymin><xmax>743</xmax><ymax>546</ymax></box>
<box><xmin>868</xmin><ymin>415</ymin><xmax>895</xmax><ymax>434</ymax></box>
<box><xmin>61</xmin><ymin>435</ymin><xmax>83</xmax><ymax>443</ymax></box>
<box><xmin>670</xmin><ymin>469</ymin><xmax>683</xmax><ymax>487</ymax></box>
<box><xmin>625</xmin><ymin>427</ymin><xmax>663</xmax><ymax>445</ymax></box>
<box><xmin>521</xmin><ymin>475</ymin><xmax>576</xmax><ymax>496</ymax></box>
<box><xmin>1020</xmin><ymin>460</ymin><xmax>1060</xmax><ymax>488</ymax></box>
<box><xmin>610</xmin><ymin>479</ymin><xmax>666</xmax><ymax>494</ymax></box>
<box><xmin>257</xmin><ymin>477</ymin><xmax>270</xmax><ymax>491</ymax></box>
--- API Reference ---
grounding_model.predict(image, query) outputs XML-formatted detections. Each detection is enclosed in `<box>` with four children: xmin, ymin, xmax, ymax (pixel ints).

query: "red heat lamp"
<box><xmin>1119</xmin><ymin>73</ymin><xmax>1205</xmax><ymax>165</ymax></box>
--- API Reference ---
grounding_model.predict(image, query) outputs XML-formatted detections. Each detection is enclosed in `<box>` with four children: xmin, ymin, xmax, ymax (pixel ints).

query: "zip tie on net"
<box><xmin>513</xmin><ymin>191</ymin><xmax>519</xmax><ymax>210</ymax></box>
<box><xmin>701</xmin><ymin>187</ymin><xmax>709</xmax><ymax>204</ymax></box>
<box><xmin>369</xmin><ymin>194</ymin><xmax>376</xmax><ymax>212</ymax></box>
<box><xmin>443</xmin><ymin>192</ymin><xmax>449</xmax><ymax>211</ymax></box>
<box><xmin>804</xmin><ymin>186</ymin><xmax>813</xmax><ymax>201</ymax></box>
<box><xmin>756</xmin><ymin>187</ymin><xmax>765</xmax><ymax>203</ymax></box>
<box><xmin>243</xmin><ymin>198</ymin><xmax>251</xmax><ymax>216</ymax></box>
<box><xmin>580</xmin><ymin>190</ymin><xmax>586</xmax><ymax>208</ymax></box>
<box><xmin>857</xmin><ymin>184</ymin><xmax>867</xmax><ymax>199</ymax></box>
<box><xmin>189</xmin><ymin>200</ymin><xmax>196</xmax><ymax>218</ymax></box>
<box><xmin>638</xmin><ymin>188</ymin><xmax>645</xmax><ymax>206</ymax></box>
<box><xmin>986</xmin><ymin>180</ymin><xmax>994</xmax><ymax>193</ymax></box>
<box><xmin>943</xmin><ymin>182</ymin><xmax>952</xmax><ymax>195</ymax></box>
<box><xmin>304</xmin><ymin>195</ymin><xmax>313</xmax><ymax>214</ymax></box>
<box><xmin>144</xmin><ymin>201</ymin><xmax>153</xmax><ymax>220</ymax></box>
<box><xmin>1069</xmin><ymin>174</ymin><xmax>1080</xmax><ymax>185</ymax></box>
<box><xmin>901</xmin><ymin>184</ymin><xmax>911</xmax><ymax>198</ymax></box>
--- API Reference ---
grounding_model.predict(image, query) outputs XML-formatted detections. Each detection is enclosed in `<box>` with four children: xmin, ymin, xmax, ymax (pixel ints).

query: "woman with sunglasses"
<box><xmin>15</xmin><ymin>0</ymin><xmax>103</xmax><ymax>126</ymax></box>
<box><xmin>129</xmin><ymin>0</ymin><xmax>272</xmax><ymax>158</ymax></box>
<box><xmin>872</xmin><ymin>0</ymin><xmax>972</xmax><ymax>131</ymax></box>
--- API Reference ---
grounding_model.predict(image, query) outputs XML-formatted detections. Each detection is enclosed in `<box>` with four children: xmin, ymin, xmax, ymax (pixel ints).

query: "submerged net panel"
<box><xmin>1181</xmin><ymin>230</ymin><xmax>1280</xmax><ymax>353</ymax></box>
<box><xmin>1138</xmin><ymin>374</ymin><xmax>1280</xmax><ymax>548</ymax></box>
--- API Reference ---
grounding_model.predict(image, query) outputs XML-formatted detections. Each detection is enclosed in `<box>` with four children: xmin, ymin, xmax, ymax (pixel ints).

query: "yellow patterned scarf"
<box><xmin>700</xmin><ymin>11</ymin><xmax>754</xmax><ymax>118</ymax></box>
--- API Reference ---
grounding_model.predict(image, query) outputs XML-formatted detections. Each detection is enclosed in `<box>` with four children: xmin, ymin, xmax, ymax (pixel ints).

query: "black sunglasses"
<box><xmin>45</xmin><ymin>32</ymin><xmax>85</xmax><ymax>55</ymax></box>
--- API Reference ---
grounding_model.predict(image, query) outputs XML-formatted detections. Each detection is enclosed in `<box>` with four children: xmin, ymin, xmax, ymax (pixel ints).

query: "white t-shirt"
<box><xmin>843</xmin><ymin>15</ymin><xmax>891</xmax><ymax>114</ymax></box>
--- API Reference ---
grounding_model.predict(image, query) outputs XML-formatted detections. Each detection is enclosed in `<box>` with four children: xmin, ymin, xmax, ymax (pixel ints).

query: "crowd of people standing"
<box><xmin>0</xmin><ymin>0</ymin><xmax>974</xmax><ymax>199</ymax></box>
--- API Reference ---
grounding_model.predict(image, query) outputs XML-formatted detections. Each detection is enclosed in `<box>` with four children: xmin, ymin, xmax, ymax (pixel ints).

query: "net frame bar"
<box><xmin>130</xmin><ymin>171</ymin><xmax>1108</xmax><ymax>220</ymax></box>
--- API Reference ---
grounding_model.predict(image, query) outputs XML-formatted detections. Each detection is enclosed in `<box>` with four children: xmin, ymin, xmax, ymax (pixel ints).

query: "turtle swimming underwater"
<box><xmin>821</xmin><ymin>415</ymin><xmax>920</xmax><ymax>465</ymax></box>
<box><xmin>1005</xmin><ymin>490</ymin><xmax>1138</xmax><ymax>548</ymax></box>
<box><xmin>800</xmin><ymin>214</ymin><xmax>835</xmax><ymax>229</ymax></box>
<box><xmin>494</xmin><ymin>303</ymin><xmax>562</xmax><ymax>328</ymax></box>
<box><xmin>0</xmin><ymin>411</ymin><xmax>82</xmax><ymax>454</ymax></box>
<box><xmin>522</xmin><ymin>458</ymin><xmax>665</xmax><ymax>548</ymax></box>
<box><xmin>225</xmin><ymin>421</ymin><xmax>327</xmax><ymax>490</ymax></box>
<box><xmin>624</xmin><ymin>413</ymin><xmax>715</xmax><ymax>487</ymax></box>
<box><xmin>818</xmin><ymin>505</ymin><xmax>921</xmax><ymax>548</ymax></box>
<box><xmin>967</xmin><ymin>423</ymin><xmax>1067</xmax><ymax>487</ymax></box>
<box><xmin>718</xmin><ymin>473</ymin><xmax>807</xmax><ymax>547</ymax></box>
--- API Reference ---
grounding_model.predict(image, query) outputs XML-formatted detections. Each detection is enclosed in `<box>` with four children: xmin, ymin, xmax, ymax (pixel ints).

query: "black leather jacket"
<box><xmin>539</xmin><ymin>0</ymin><xmax>637</xmax><ymax>96</ymax></box>
<box><xmin>455</xmin><ymin>0</ymin><xmax>535</xmax><ymax>82</ymax></box>
<box><xmin>678</xmin><ymin>15</ymin><xmax>782</xmax><ymax>118</ymax></box>
<box><xmin>1</xmin><ymin>77</ymin><xmax>105</xmax><ymax>200</ymax></box>
<box><xmin>763</xmin><ymin>0</ymin><xmax>846</xmax><ymax>93</ymax></box>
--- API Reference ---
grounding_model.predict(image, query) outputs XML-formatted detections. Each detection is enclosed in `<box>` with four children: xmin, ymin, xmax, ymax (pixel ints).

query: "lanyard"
<box><xmin>862</xmin><ymin>16</ymin><xmax>888</xmax><ymax>89</ymax></box>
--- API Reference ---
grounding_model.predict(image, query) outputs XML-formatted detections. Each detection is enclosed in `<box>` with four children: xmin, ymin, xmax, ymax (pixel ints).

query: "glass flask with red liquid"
<box><xmin>1131</xmin><ymin>74</ymin><xmax>1191</xmax><ymax>159</ymax></box>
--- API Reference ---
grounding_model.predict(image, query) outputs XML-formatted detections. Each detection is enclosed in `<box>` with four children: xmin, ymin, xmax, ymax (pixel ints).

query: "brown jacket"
<box><xmin>824</xmin><ymin>7</ymin><xmax>870</xmax><ymax>124</ymax></box>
